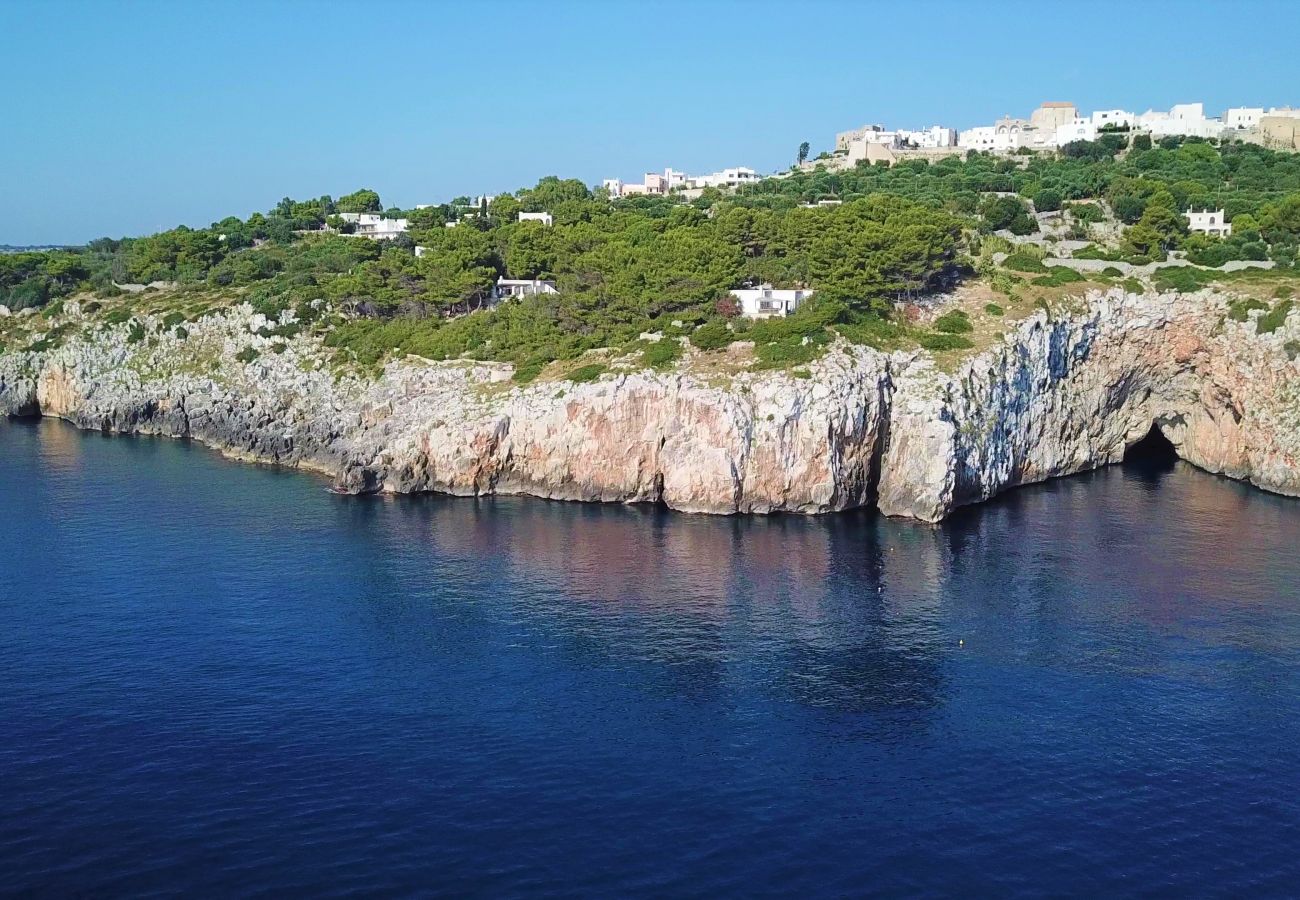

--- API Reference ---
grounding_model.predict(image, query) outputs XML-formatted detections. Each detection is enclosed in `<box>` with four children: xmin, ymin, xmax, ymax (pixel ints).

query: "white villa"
<box><xmin>729</xmin><ymin>285</ymin><xmax>814</xmax><ymax>319</ymax></box>
<box><xmin>495</xmin><ymin>278</ymin><xmax>558</xmax><ymax>300</ymax></box>
<box><xmin>338</xmin><ymin>212</ymin><xmax>409</xmax><ymax>240</ymax></box>
<box><xmin>603</xmin><ymin>166</ymin><xmax>759</xmax><ymax>197</ymax></box>
<box><xmin>1138</xmin><ymin>103</ymin><xmax>1225</xmax><ymax>139</ymax></box>
<box><xmin>691</xmin><ymin>166</ymin><xmax>761</xmax><ymax>189</ymax></box>
<box><xmin>518</xmin><ymin>212</ymin><xmax>553</xmax><ymax>226</ymax></box>
<box><xmin>603</xmin><ymin>168</ymin><xmax>688</xmax><ymax>198</ymax></box>
<box><xmin>1091</xmin><ymin>108</ymin><xmax>1137</xmax><ymax>129</ymax></box>
<box><xmin>1186</xmin><ymin>209</ymin><xmax>1231</xmax><ymax>237</ymax></box>
<box><xmin>1055</xmin><ymin>117</ymin><xmax>1097</xmax><ymax>146</ymax></box>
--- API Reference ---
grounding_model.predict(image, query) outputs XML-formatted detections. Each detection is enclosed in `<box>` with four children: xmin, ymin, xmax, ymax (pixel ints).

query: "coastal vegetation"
<box><xmin>4</xmin><ymin>136</ymin><xmax>1300</xmax><ymax>375</ymax></box>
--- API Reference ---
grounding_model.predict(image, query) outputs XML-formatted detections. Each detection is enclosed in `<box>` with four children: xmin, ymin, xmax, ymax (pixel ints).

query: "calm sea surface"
<box><xmin>2</xmin><ymin>418</ymin><xmax>1299</xmax><ymax>897</ymax></box>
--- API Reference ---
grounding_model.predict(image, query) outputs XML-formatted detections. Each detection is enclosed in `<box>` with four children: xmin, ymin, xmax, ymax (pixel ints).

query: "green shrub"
<box><xmin>1101</xmin><ymin>266</ymin><xmax>1125</xmax><ymax>278</ymax></box>
<box><xmin>753</xmin><ymin>336</ymin><xmax>825</xmax><ymax>369</ymax></box>
<box><xmin>690</xmin><ymin>320</ymin><xmax>733</xmax><ymax>351</ymax></box>
<box><xmin>984</xmin><ymin>303</ymin><xmax>1005</xmax><ymax>316</ymax></box>
<box><xmin>1285</xmin><ymin>340</ymin><xmax>1300</xmax><ymax>360</ymax></box>
<box><xmin>1257</xmin><ymin>300</ymin><xmax>1294</xmax><ymax>334</ymax></box>
<box><xmin>235</xmin><ymin>346</ymin><xmax>260</xmax><ymax>363</ymax></box>
<box><xmin>1035</xmin><ymin>266</ymin><xmax>1086</xmax><ymax>287</ymax></box>
<box><xmin>566</xmin><ymin>363</ymin><xmax>606</xmax><ymax>383</ymax></box>
<box><xmin>162</xmin><ymin>311</ymin><xmax>186</xmax><ymax>329</ymax></box>
<box><xmin>918</xmin><ymin>332</ymin><xmax>974</xmax><ymax>352</ymax></box>
<box><xmin>933</xmin><ymin>310</ymin><xmax>973</xmax><ymax>333</ymax></box>
<box><xmin>1227</xmin><ymin>298</ymin><xmax>1268</xmax><ymax>322</ymax></box>
<box><xmin>1122</xmin><ymin>278</ymin><xmax>1144</xmax><ymax>294</ymax></box>
<box><xmin>1003</xmin><ymin>253</ymin><xmax>1048</xmax><ymax>274</ymax></box>
<box><xmin>1153</xmin><ymin>267</ymin><xmax>1215</xmax><ymax>294</ymax></box>
<box><xmin>835</xmin><ymin>314</ymin><xmax>908</xmax><ymax>350</ymax></box>
<box><xmin>512</xmin><ymin>355</ymin><xmax>550</xmax><ymax>384</ymax></box>
<box><xmin>640</xmin><ymin>339</ymin><xmax>681</xmax><ymax>369</ymax></box>
<box><xmin>126</xmin><ymin>322</ymin><xmax>147</xmax><ymax>344</ymax></box>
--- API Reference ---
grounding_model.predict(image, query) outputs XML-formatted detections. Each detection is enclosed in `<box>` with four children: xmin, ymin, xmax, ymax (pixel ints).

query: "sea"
<box><xmin>2</xmin><ymin>418</ymin><xmax>1298</xmax><ymax>897</ymax></box>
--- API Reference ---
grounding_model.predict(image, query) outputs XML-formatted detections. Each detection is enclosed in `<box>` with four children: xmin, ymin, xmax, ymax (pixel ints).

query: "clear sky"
<box><xmin>3</xmin><ymin>0</ymin><xmax>1299</xmax><ymax>245</ymax></box>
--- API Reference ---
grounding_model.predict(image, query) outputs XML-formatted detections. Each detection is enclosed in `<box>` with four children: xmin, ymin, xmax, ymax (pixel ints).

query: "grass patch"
<box><xmin>1257</xmin><ymin>300</ymin><xmax>1294</xmax><ymax>335</ymax></box>
<box><xmin>1227</xmin><ymin>297</ymin><xmax>1268</xmax><ymax>322</ymax></box>
<box><xmin>835</xmin><ymin>315</ymin><xmax>909</xmax><ymax>351</ymax></box>
<box><xmin>566</xmin><ymin>363</ymin><xmax>606</xmax><ymax>383</ymax></box>
<box><xmin>639</xmin><ymin>339</ymin><xmax>682</xmax><ymax>369</ymax></box>
<box><xmin>689</xmin><ymin>321</ymin><xmax>734</xmax><ymax>351</ymax></box>
<box><xmin>511</xmin><ymin>356</ymin><xmax>549</xmax><ymax>384</ymax></box>
<box><xmin>933</xmin><ymin>310</ymin><xmax>973</xmax><ymax>334</ymax></box>
<box><xmin>1034</xmin><ymin>267</ymin><xmax>1086</xmax><ymax>287</ymax></box>
<box><xmin>983</xmin><ymin>303</ymin><xmax>1005</xmax><ymax>316</ymax></box>
<box><xmin>1003</xmin><ymin>253</ymin><xmax>1048</xmax><ymax>274</ymax></box>
<box><xmin>918</xmin><ymin>332</ymin><xmax>974</xmax><ymax>352</ymax></box>
<box><xmin>1152</xmin><ymin>266</ymin><xmax>1217</xmax><ymax>294</ymax></box>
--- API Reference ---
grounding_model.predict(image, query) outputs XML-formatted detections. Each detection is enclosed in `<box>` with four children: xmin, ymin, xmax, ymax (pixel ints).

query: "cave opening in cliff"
<box><xmin>1123</xmin><ymin>423</ymin><xmax>1178</xmax><ymax>471</ymax></box>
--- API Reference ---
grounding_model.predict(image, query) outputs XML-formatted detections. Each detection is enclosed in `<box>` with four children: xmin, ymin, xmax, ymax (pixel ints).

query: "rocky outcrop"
<box><xmin>2</xmin><ymin>289</ymin><xmax>1297</xmax><ymax>521</ymax></box>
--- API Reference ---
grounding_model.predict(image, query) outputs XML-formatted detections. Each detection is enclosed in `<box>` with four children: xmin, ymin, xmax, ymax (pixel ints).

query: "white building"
<box><xmin>1225</xmin><ymin>107</ymin><xmax>1265</xmax><ymax>130</ymax></box>
<box><xmin>1186</xmin><ymin>209</ymin><xmax>1231</xmax><ymax>237</ymax></box>
<box><xmin>495</xmin><ymin>278</ymin><xmax>559</xmax><ymax>300</ymax></box>
<box><xmin>729</xmin><ymin>285</ymin><xmax>814</xmax><ymax>319</ymax></box>
<box><xmin>897</xmin><ymin>125</ymin><xmax>957</xmax><ymax>148</ymax></box>
<box><xmin>959</xmin><ymin>117</ymin><xmax>1038</xmax><ymax>152</ymax></box>
<box><xmin>692</xmin><ymin>166</ymin><xmax>762</xmax><ymax>189</ymax></box>
<box><xmin>518</xmin><ymin>212</ymin><xmax>553</xmax><ymax>226</ymax></box>
<box><xmin>338</xmin><ymin>212</ymin><xmax>409</xmax><ymax>240</ymax></box>
<box><xmin>1055</xmin><ymin>117</ymin><xmax>1097</xmax><ymax>145</ymax></box>
<box><xmin>957</xmin><ymin>125</ymin><xmax>998</xmax><ymax>151</ymax></box>
<box><xmin>602</xmin><ymin>168</ymin><xmax>689</xmax><ymax>198</ymax></box>
<box><xmin>1091</xmin><ymin>109</ymin><xmax>1136</xmax><ymax>130</ymax></box>
<box><xmin>1139</xmin><ymin>103</ymin><xmax>1226</xmax><ymax>139</ymax></box>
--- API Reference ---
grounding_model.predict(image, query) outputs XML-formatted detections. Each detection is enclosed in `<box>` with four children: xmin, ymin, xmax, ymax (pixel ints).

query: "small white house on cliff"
<box><xmin>1186</xmin><ymin>209</ymin><xmax>1231</xmax><ymax>237</ymax></box>
<box><xmin>729</xmin><ymin>285</ymin><xmax>814</xmax><ymax>319</ymax></box>
<box><xmin>495</xmin><ymin>278</ymin><xmax>558</xmax><ymax>300</ymax></box>
<box><xmin>338</xmin><ymin>212</ymin><xmax>409</xmax><ymax>240</ymax></box>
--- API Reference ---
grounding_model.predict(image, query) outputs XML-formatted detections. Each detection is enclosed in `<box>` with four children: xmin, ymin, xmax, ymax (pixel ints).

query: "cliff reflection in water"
<box><xmin>327</xmin><ymin>445</ymin><xmax>1300</xmax><ymax>719</ymax></box>
<box><xmin>336</xmin><ymin>495</ymin><xmax>967</xmax><ymax>715</ymax></box>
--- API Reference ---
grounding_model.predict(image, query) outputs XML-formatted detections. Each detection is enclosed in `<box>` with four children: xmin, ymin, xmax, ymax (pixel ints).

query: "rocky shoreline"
<box><xmin>2</xmin><ymin>288</ymin><xmax>1298</xmax><ymax>521</ymax></box>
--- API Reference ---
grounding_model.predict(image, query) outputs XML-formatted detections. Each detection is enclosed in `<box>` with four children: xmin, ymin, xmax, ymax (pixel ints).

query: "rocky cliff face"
<box><xmin>2</xmin><ymin>289</ymin><xmax>1297</xmax><ymax>521</ymax></box>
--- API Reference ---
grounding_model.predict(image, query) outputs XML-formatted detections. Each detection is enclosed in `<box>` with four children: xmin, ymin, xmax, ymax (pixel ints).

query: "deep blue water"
<box><xmin>2</xmin><ymin>419</ymin><xmax>1299</xmax><ymax>897</ymax></box>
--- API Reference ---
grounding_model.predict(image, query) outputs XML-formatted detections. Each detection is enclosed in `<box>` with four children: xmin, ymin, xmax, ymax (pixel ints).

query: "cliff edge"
<box><xmin>2</xmin><ymin>288</ymin><xmax>1297</xmax><ymax>521</ymax></box>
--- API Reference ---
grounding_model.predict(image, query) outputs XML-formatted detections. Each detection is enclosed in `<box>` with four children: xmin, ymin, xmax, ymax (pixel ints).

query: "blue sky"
<box><xmin>3</xmin><ymin>0</ymin><xmax>1299</xmax><ymax>245</ymax></box>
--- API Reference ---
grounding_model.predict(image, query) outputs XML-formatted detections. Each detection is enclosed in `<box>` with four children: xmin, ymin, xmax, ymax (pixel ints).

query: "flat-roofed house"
<box><xmin>729</xmin><ymin>284</ymin><xmax>814</xmax><ymax>319</ymax></box>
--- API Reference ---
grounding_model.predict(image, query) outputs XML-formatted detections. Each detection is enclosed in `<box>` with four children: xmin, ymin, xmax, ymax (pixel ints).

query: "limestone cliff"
<box><xmin>2</xmin><ymin>289</ymin><xmax>1297</xmax><ymax>521</ymax></box>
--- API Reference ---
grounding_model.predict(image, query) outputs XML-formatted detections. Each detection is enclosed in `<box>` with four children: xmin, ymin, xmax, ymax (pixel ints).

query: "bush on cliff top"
<box><xmin>1256</xmin><ymin>300</ymin><xmax>1294</xmax><ymax>334</ymax></box>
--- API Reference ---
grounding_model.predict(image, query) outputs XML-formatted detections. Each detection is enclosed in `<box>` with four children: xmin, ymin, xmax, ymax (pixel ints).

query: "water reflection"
<box><xmin>332</xmin><ymin>450</ymin><xmax>1300</xmax><ymax>716</ymax></box>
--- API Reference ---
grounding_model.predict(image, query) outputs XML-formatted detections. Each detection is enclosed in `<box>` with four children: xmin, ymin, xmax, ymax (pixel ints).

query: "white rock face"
<box><xmin>2</xmin><ymin>289</ymin><xmax>1298</xmax><ymax>521</ymax></box>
